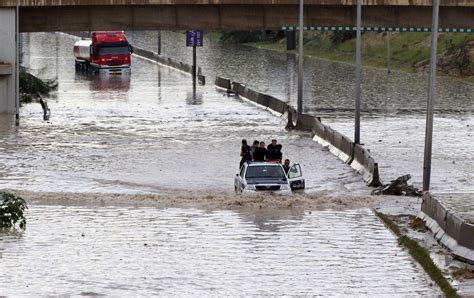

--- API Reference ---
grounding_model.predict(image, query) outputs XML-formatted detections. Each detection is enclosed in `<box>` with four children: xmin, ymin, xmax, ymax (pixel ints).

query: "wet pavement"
<box><xmin>0</xmin><ymin>204</ymin><xmax>439</xmax><ymax>296</ymax></box>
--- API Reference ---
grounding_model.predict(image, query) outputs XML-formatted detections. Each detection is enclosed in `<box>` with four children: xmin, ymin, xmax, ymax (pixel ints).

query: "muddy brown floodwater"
<box><xmin>0</xmin><ymin>203</ymin><xmax>439</xmax><ymax>296</ymax></box>
<box><xmin>0</xmin><ymin>32</ymin><xmax>449</xmax><ymax>295</ymax></box>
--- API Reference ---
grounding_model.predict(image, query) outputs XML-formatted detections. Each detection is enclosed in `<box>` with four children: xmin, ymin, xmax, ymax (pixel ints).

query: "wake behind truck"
<box><xmin>74</xmin><ymin>31</ymin><xmax>133</xmax><ymax>74</ymax></box>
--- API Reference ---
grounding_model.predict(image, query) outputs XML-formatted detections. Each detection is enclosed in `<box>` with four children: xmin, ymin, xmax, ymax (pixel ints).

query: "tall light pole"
<box><xmin>423</xmin><ymin>0</ymin><xmax>440</xmax><ymax>191</ymax></box>
<box><xmin>297</xmin><ymin>0</ymin><xmax>303</xmax><ymax>115</ymax></box>
<box><xmin>15</xmin><ymin>0</ymin><xmax>20</xmax><ymax>126</ymax></box>
<box><xmin>354</xmin><ymin>0</ymin><xmax>362</xmax><ymax>144</ymax></box>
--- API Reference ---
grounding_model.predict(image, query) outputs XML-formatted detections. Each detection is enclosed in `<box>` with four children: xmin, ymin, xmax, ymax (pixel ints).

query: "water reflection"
<box><xmin>238</xmin><ymin>208</ymin><xmax>306</xmax><ymax>233</ymax></box>
<box><xmin>75</xmin><ymin>70</ymin><xmax>131</xmax><ymax>92</ymax></box>
<box><xmin>185</xmin><ymin>78</ymin><xmax>203</xmax><ymax>105</ymax></box>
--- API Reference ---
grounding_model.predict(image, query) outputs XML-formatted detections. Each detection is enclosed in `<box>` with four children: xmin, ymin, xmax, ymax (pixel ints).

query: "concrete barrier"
<box><xmin>132</xmin><ymin>46</ymin><xmax>205</xmax><ymax>85</ymax></box>
<box><xmin>215</xmin><ymin>77</ymin><xmax>231</xmax><ymax>90</ymax></box>
<box><xmin>232</xmin><ymin>82</ymin><xmax>246</xmax><ymax>95</ymax></box>
<box><xmin>435</xmin><ymin>202</ymin><xmax>448</xmax><ymax>230</ymax></box>
<box><xmin>214</xmin><ymin>76</ymin><xmax>383</xmax><ymax>187</ymax></box>
<box><xmin>267</xmin><ymin>96</ymin><xmax>287</xmax><ymax>114</ymax></box>
<box><xmin>256</xmin><ymin>93</ymin><xmax>270</xmax><ymax>107</ymax></box>
<box><xmin>445</xmin><ymin>212</ymin><xmax>463</xmax><ymax>245</ymax></box>
<box><xmin>294</xmin><ymin>113</ymin><xmax>314</xmax><ymax>131</ymax></box>
<box><xmin>197</xmin><ymin>67</ymin><xmax>205</xmax><ymax>85</ymax></box>
<box><xmin>421</xmin><ymin>192</ymin><xmax>436</xmax><ymax>218</ymax></box>
<box><xmin>420</xmin><ymin>192</ymin><xmax>474</xmax><ymax>263</ymax></box>
<box><xmin>459</xmin><ymin>223</ymin><xmax>474</xmax><ymax>250</ymax></box>
<box><xmin>352</xmin><ymin>144</ymin><xmax>382</xmax><ymax>186</ymax></box>
<box><xmin>246</xmin><ymin>89</ymin><xmax>259</xmax><ymax>102</ymax></box>
<box><xmin>312</xmin><ymin>118</ymin><xmax>325</xmax><ymax>137</ymax></box>
<box><xmin>340</xmin><ymin>135</ymin><xmax>354</xmax><ymax>163</ymax></box>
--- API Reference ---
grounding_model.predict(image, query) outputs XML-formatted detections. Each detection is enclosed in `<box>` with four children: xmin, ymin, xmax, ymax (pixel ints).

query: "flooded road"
<box><xmin>128</xmin><ymin>31</ymin><xmax>473</xmax><ymax>192</ymax></box>
<box><xmin>0</xmin><ymin>32</ymin><xmax>365</xmax><ymax>194</ymax></box>
<box><xmin>0</xmin><ymin>32</ymin><xmax>461</xmax><ymax>295</ymax></box>
<box><xmin>0</xmin><ymin>205</ymin><xmax>439</xmax><ymax>296</ymax></box>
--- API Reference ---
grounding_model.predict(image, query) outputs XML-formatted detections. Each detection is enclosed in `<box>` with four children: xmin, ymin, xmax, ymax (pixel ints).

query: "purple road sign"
<box><xmin>186</xmin><ymin>30</ymin><xmax>203</xmax><ymax>47</ymax></box>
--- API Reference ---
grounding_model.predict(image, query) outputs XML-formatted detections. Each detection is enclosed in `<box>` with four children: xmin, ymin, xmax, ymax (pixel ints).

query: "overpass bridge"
<box><xmin>0</xmin><ymin>0</ymin><xmax>473</xmax><ymax>32</ymax></box>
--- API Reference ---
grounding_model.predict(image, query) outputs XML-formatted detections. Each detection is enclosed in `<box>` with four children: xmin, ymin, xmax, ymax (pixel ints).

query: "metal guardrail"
<box><xmin>132</xmin><ymin>46</ymin><xmax>206</xmax><ymax>85</ymax></box>
<box><xmin>282</xmin><ymin>26</ymin><xmax>474</xmax><ymax>33</ymax></box>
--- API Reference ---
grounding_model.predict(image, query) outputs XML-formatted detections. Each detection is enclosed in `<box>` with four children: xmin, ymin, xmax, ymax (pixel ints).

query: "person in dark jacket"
<box><xmin>275</xmin><ymin>144</ymin><xmax>283</xmax><ymax>162</ymax></box>
<box><xmin>267</xmin><ymin>139</ymin><xmax>282</xmax><ymax>162</ymax></box>
<box><xmin>240</xmin><ymin>139</ymin><xmax>252</xmax><ymax>169</ymax></box>
<box><xmin>253</xmin><ymin>141</ymin><xmax>267</xmax><ymax>162</ymax></box>
<box><xmin>283</xmin><ymin>159</ymin><xmax>291</xmax><ymax>174</ymax></box>
<box><xmin>251</xmin><ymin>140</ymin><xmax>260</xmax><ymax>156</ymax></box>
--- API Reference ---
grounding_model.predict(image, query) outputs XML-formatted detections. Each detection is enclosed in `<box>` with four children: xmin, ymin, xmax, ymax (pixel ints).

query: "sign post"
<box><xmin>186</xmin><ymin>30</ymin><xmax>203</xmax><ymax>79</ymax></box>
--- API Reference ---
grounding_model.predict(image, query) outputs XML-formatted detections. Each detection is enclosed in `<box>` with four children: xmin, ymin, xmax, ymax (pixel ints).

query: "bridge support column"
<box><xmin>157</xmin><ymin>31</ymin><xmax>161</xmax><ymax>55</ymax></box>
<box><xmin>286</xmin><ymin>30</ymin><xmax>296</xmax><ymax>51</ymax></box>
<box><xmin>0</xmin><ymin>8</ymin><xmax>17</xmax><ymax>115</ymax></box>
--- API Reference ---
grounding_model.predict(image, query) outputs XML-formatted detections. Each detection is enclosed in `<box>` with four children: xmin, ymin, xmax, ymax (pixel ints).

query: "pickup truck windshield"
<box><xmin>246</xmin><ymin>165</ymin><xmax>286</xmax><ymax>179</ymax></box>
<box><xmin>99</xmin><ymin>46</ymin><xmax>130</xmax><ymax>55</ymax></box>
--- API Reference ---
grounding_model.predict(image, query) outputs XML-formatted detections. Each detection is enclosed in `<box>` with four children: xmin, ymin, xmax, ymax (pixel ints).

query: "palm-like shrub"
<box><xmin>0</xmin><ymin>192</ymin><xmax>28</xmax><ymax>229</ymax></box>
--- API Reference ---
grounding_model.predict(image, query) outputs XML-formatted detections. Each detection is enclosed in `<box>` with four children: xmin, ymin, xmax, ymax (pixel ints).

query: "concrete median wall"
<box><xmin>215</xmin><ymin>76</ymin><xmax>382</xmax><ymax>187</ymax></box>
<box><xmin>133</xmin><ymin>46</ymin><xmax>205</xmax><ymax>84</ymax></box>
<box><xmin>420</xmin><ymin>193</ymin><xmax>474</xmax><ymax>263</ymax></box>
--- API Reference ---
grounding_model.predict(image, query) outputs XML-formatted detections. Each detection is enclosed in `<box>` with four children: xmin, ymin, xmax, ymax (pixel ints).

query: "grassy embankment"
<box><xmin>375</xmin><ymin>212</ymin><xmax>459</xmax><ymax>298</ymax></box>
<box><xmin>245</xmin><ymin>32</ymin><xmax>473</xmax><ymax>77</ymax></box>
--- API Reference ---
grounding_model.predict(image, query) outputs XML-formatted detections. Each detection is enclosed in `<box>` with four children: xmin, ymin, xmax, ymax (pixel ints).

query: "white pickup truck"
<box><xmin>234</xmin><ymin>162</ymin><xmax>305</xmax><ymax>194</ymax></box>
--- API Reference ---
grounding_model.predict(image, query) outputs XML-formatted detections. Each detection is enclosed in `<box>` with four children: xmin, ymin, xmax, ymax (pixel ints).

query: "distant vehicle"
<box><xmin>234</xmin><ymin>162</ymin><xmax>305</xmax><ymax>194</ymax></box>
<box><xmin>73</xmin><ymin>31</ymin><xmax>133</xmax><ymax>74</ymax></box>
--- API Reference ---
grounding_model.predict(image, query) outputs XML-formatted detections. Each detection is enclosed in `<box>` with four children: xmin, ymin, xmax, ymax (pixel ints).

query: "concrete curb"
<box><xmin>419</xmin><ymin>192</ymin><xmax>474</xmax><ymax>264</ymax></box>
<box><xmin>215</xmin><ymin>76</ymin><xmax>382</xmax><ymax>187</ymax></box>
<box><xmin>133</xmin><ymin>46</ymin><xmax>205</xmax><ymax>85</ymax></box>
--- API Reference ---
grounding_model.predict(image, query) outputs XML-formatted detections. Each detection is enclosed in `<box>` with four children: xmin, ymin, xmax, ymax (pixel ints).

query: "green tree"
<box><xmin>0</xmin><ymin>192</ymin><xmax>28</xmax><ymax>229</ymax></box>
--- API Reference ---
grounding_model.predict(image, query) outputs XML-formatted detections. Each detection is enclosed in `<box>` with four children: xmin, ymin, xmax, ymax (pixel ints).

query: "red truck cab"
<box><xmin>89</xmin><ymin>31</ymin><xmax>132</xmax><ymax>71</ymax></box>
